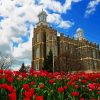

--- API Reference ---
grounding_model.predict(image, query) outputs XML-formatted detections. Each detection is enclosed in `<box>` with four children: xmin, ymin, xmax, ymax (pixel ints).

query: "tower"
<box><xmin>37</xmin><ymin>9</ymin><xmax>48</xmax><ymax>26</ymax></box>
<box><xmin>38</xmin><ymin>9</ymin><xmax>47</xmax><ymax>22</ymax></box>
<box><xmin>76</xmin><ymin>28</ymin><xmax>84</xmax><ymax>40</ymax></box>
<box><xmin>32</xmin><ymin>10</ymin><xmax>57</xmax><ymax>70</ymax></box>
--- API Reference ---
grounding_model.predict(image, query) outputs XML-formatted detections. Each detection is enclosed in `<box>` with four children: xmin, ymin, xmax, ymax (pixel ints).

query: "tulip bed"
<box><xmin>0</xmin><ymin>69</ymin><xmax>100</xmax><ymax>100</ymax></box>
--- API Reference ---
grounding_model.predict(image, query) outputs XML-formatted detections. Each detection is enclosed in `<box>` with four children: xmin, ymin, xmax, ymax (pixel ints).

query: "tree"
<box><xmin>43</xmin><ymin>50</ymin><xmax>53</xmax><ymax>72</ymax></box>
<box><xmin>19</xmin><ymin>63</ymin><xmax>26</xmax><ymax>72</ymax></box>
<box><xmin>0</xmin><ymin>52</ymin><xmax>13</xmax><ymax>69</ymax></box>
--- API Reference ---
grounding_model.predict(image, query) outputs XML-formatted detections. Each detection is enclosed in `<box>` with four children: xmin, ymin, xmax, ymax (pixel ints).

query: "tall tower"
<box><xmin>32</xmin><ymin>10</ymin><xmax>57</xmax><ymax>70</ymax></box>
<box><xmin>76</xmin><ymin>28</ymin><xmax>84</xmax><ymax>40</ymax></box>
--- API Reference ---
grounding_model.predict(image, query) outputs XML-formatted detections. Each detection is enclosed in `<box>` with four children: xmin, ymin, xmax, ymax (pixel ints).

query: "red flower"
<box><xmin>8</xmin><ymin>93</ymin><xmax>16</xmax><ymax>100</ymax></box>
<box><xmin>74</xmin><ymin>85</ymin><xmax>79</xmax><ymax>89</ymax></box>
<box><xmin>71</xmin><ymin>92</ymin><xmax>79</xmax><ymax>97</ymax></box>
<box><xmin>58</xmin><ymin>87</ymin><xmax>64</xmax><ymax>93</ymax></box>
<box><xmin>7</xmin><ymin>77</ymin><xmax>14</xmax><ymax>83</ymax></box>
<box><xmin>1</xmin><ymin>83</ymin><xmax>8</xmax><ymax>89</ymax></box>
<box><xmin>49</xmin><ymin>79</ymin><xmax>54</xmax><ymax>84</ymax></box>
<box><xmin>36</xmin><ymin>96</ymin><xmax>44</xmax><ymax>100</ymax></box>
<box><xmin>80</xmin><ymin>98</ymin><xmax>84</xmax><ymax>100</ymax></box>
<box><xmin>98</xmin><ymin>87</ymin><xmax>100</xmax><ymax>91</ymax></box>
<box><xmin>63</xmin><ymin>86</ymin><xmax>67</xmax><ymax>90</ymax></box>
<box><xmin>88</xmin><ymin>83</ymin><xmax>95</xmax><ymax>90</ymax></box>
<box><xmin>81</xmin><ymin>80</ymin><xmax>87</xmax><ymax>84</ymax></box>
<box><xmin>23</xmin><ymin>98</ymin><xmax>30</xmax><ymax>100</ymax></box>
<box><xmin>29</xmin><ymin>88</ymin><xmax>35</xmax><ymax>96</ymax></box>
<box><xmin>30</xmin><ymin>81</ymin><xmax>35</xmax><ymax>85</ymax></box>
<box><xmin>39</xmin><ymin>84</ymin><xmax>44</xmax><ymax>89</ymax></box>
<box><xmin>23</xmin><ymin>84</ymin><xmax>29</xmax><ymax>91</ymax></box>
<box><xmin>23</xmin><ymin>91</ymin><xmax>32</xmax><ymax>98</ymax></box>
<box><xmin>7</xmin><ymin>85</ymin><xmax>15</xmax><ymax>92</ymax></box>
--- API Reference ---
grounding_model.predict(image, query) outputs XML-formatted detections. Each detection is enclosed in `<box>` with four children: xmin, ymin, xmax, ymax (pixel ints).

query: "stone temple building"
<box><xmin>32</xmin><ymin>10</ymin><xmax>100</xmax><ymax>72</ymax></box>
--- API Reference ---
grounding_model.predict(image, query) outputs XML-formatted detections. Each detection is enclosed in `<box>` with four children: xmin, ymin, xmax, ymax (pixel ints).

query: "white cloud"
<box><xmin>0</xmin><ymin>0</ymin><xmax>40</xmax><ymax>66</ymax></box>
<box><xmin>0</xmin><ymin>0</ymin><xmax>80</xmax><ymax>67</ymax></box>
<box><xmin>47</xmin><ymin>13</ymin><xmax>61</xmax><ymax>24</ymax></box>
<box><xmin>48</xmin><ymin>13</ymin><xmax>74</xmax><ymax>28</ymax></box>
<box><xmin>85</xmin><ymin>0</ymin><xmax>100</xmax><ymax>17</ymax></box>
<box><xmin>39</xmin><ymin>0</ymin><xmax>82</xmax><ymax>13</ymax></box>
<box><xmin>58</xmin><ymin>21</ymin><xmax>74</xmax><ymax>29</ymax></box>
<box><xmin>12</xmin><ymin>26</ymin><xmax>33</xmax><ymax>65</ymax></box>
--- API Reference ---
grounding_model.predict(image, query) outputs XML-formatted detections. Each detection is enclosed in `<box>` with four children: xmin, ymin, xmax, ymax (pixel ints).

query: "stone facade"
<box><xmin>32</xmin><ymin>10</ymin><xmax>100</xmax><ymax>71</ymax></box>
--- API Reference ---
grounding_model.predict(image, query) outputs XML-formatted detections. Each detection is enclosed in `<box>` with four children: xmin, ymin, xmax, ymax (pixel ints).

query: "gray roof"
<box><xmin>38</xmin><ymin>10</ymin><xmax>47</xmax><ymax>17</ymax></box>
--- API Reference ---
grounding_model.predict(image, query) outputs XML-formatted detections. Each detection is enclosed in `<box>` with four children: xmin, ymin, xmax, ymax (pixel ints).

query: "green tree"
<box><xmin>19</xmin><ymin>63</ymin><xmax>26</xmax><ymax>72</ymax></box>
<box><xmin>43</xmin><ymin>50</ymin><xmax>53</xmax><ymax>72</ymax></box>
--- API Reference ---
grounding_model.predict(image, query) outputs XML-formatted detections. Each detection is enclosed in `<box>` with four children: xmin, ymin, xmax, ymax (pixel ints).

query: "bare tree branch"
<box><xmin>0</xmin><ymin>52</ymin><xmax>14</xmax><ymax>69</ymax></box>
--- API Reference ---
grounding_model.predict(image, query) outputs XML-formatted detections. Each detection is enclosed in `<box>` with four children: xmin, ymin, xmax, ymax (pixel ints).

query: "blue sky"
<box><xmin>54</xmin><ymin>0</ymin><xmax>100</xmax><ymax>45</ymax></box>
<box><xmin>0</xmin><ymin>0</ymin><xmax>100</xmax><ymax>70</ymax></box>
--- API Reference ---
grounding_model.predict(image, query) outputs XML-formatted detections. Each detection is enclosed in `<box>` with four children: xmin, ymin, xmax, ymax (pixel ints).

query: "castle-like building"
<box><xmin>32</xmin><ymin>10</ymin><xmax>100</xmax><ymax>72</ymax></box>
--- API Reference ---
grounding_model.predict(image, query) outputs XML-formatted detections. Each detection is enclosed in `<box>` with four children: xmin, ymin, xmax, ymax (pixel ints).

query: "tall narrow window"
<box><xmin>93</xmin><ymin>50</ymin><xmax>96</xmax><ymax>58</ymax></box>
<box><xmin>36</xmin><ymin>63</ymin><xmax>39</xmax><ymax>70</ymax></box>
<box><xmin>37</xmin><ymin>33</ymin><xmax>39</xmax><ymax>42</ymax></box>
<box><xmin>47</xmin><ymin>46</ymin><xmax>49</xmax><ymax>55</ymax></box>
<box><xmin>36</xmin><ymin>47</ymin><xmax>40</xmax><ymax>58</ymax></box>
<box><xmin>66</xmin><ymin>44</ymin><xmax>68</xmax><ymax>50</ymax></box>
<box><xmin>94</xmin><ymin>61</ymin><xmax>97</xmax><ymax>69</ymax></box>
<box><xmin>70</xmin><ymin>48</ymin><xmax>73</xmax><ymax>54</ymax></box>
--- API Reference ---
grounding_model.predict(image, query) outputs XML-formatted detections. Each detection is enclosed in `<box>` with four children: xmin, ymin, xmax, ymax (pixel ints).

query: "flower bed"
<box><xmin>0</xmin><ymin>69</ymin><xmax>100</xmax><ymax>100</ymax></box>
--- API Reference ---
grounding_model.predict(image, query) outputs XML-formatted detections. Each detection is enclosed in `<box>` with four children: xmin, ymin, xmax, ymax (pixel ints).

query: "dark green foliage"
<box><xmin>43</xmin><ymin>50</ymin><xmax>53</xmax><ymax>72</ymax></box>
<box><xmin>19</xmin><ymin>63</ymin><xmax>26</xmax><ymax>72</ymax></box>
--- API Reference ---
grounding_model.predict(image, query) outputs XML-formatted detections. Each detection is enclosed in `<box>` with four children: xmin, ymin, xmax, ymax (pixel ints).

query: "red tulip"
<box><xmin>88</xmin><ymin>83</ymin><xmax>95</xmax><ymax>90</ymax></box>
<box><xmin>39</xmin><ymin>84</ymin><xmax>44</xmax><ymax>89</ymax></box>
<box><xmin>58</xmin><ymin>87</ymin><xmax>64</xmax><ymax>93</ymax></box>
<box><xmin>63</xmin><ymin>86</ymin><xmax>68</xmax><ymax>90</ymax></box>
<box><xmin>23</xmin><ymin>91</ymin><xmax>32</xmax><ymax>98</ymax></box>
<box><xmin>7</xmin><ymin>77</ymin><xmax>14</xmax><ymax>83</ymax></box>
<box><xmin>23</xmin><ymin>97</ymin><xmax>30</xmax><ymax>100</ymax></box>
<box><xmin>36</xmin><ymin>96</ymin><xmax>44</xmax><ymax>100</ymax></box>
<box><xmin>30</xmin><ymin>81</ymin><xmax>35</xmax><ymax>85</ymax></box>
<box><xmin>49</xmin><ymin>79</ymin><xmax>54</xmax><ymax>84</ymax></box>
<box><xmin>74</xmin><ymin>85</ymin><xmax>79</xmax><ymax>89</ymax></box>
<box><xmin>23</xmin><ymin>84</ymin><xmax>29</xmax><ymax>91</ymax></box>
<box><xmin>80</xmin><ymin>98</ymin><xmax>84</xmax><ymax>100</ymax></box>
<box><xmin>71</xmin><ymin>92</ymin><xmax>79</xmax><ymax>97</ymax></box>
<box><xmin>8</xmin><ymin>93</ymin><xmax>16</xmax><ymax>100</ymax></box>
